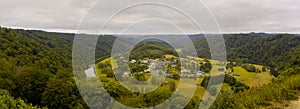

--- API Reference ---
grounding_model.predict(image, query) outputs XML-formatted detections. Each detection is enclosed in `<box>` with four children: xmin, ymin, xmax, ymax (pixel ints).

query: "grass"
<box><xmin>230</xmin><ymin>66</ymin><xmax>273</xmax><ymax>87</ymax></box>
<box><xmin>164</xmin><ymin>54</ymin><xmax>177</xmax><ymax>59</ymax></box>
<box><xmin>221</xmin><ymin>83</ymin><xmax>232</xmax><ymax>91</ymax></box>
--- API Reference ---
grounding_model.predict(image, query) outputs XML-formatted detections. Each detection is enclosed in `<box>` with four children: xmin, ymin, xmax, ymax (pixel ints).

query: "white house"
<box><xmin>130</xmin><ymin>60</ymin><xmax>137</xmax><ymax>63</ymax></box>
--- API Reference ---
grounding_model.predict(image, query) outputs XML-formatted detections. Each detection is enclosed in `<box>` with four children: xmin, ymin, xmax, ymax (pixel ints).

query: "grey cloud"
<box><xmin>202</xmin><ymin>0</ymin><xmax>300</xmax><ymax>33</ymax></box>
<box><xmin>0</xmin><ymin>0</ymin><xmax>299</xmax><ymax>34</ymax></box>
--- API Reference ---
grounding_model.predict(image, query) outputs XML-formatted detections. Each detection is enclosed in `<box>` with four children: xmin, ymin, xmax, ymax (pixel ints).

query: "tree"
<box><xmin>169</xmin><ymin>81</ymin><xmax>176</xmax><ymax>92</ymax></box>
<box><xmin>200</xmin><ymin>62</ymin><xmax>212</xmax><ymax>73</ymax></box>
<box><xmin>262</xmin><ymin>66</ymin><xmax>267</xmax><ymax>72</ymax></box>
<box><xmin>144</xmin><ymin>90</ymin><xmax>172</xmax><ymax>107</ymax></box>
<box><xmin>241</xmin><ymin>64</ymin><xmax>257</xmax><ymax>72</ymax></box>
<box><xmin>270</xmin><ymin>68</ymin><xmax>279</xmax><ymax>77</ymax></box>
<box><xmin>41</xmin><ymin>71</ymin><xmax>84</xmax><ymax>109</ymax></box>
<box><xmin>0</xmin><ymin>89</ymin><xmax>41</xmax><ymax>109</ymax></box>
<box><xmin>14</xmin><ymin>66</ymin><xmax>52</xmax><ymax>105</ymax></box>
<box><xmin>173</xmin><ymin>73</ymin><xmax>180</xmax><ymax>80</ymax></box>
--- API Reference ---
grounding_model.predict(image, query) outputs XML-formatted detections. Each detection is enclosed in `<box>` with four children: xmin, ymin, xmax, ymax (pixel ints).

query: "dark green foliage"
<box><xmin>241</xmin><ymin>64</ymin><xmax>258</xmax><ymax>72</ymax></box>
<box><xmin>173</xmin><ymin>73</ymin><xmax>180</xmax><ymax>80</ymax></box>
<box><xmin>134</xmin><ymin>73</ymin><xmax>146</xmax><ymax>81</ymax></box>
<box><xmin>184</xmin><ymin>96</ymin><xmax>200</xmax><ymax>109</ymax></box>
<box><xmin>193</xmin><ymin>34</ymin><xmax>300</xmax><ymax>72</ymax></box>
<box><xmin>106</xmin><ymin>70</ymin><xmax>115</xmax><ymax>78</ymax></box>
<box><xmin>226</xmin><ymin>62</ymin><xmax>235</xmax><ymax>72</ymax></box>
<box><xmin>0</xmin><ymin>26</ymin><xmax>299</xmax><ymax>108</ymax></box>
<box><xmin>14</xmin><ymin>66</ymin><xmax>52</xmax><ymax>105</ymax></box>
<box><xmin>129</xmin><ymin>40</ymin><xmax>178</xmax><ymax>59</ymax></box>
<box><xmin>169</xmin><ymin>81</ymin><xmax>176</xmax><ymax>92</ymax></box>
<box><xmin>209</xmin><ymin>68</ymin><xmax>300</xmax><ymax>109</ymax></box>
<box><xmin>270</xmin><ymin>67</ymin><xmax>280</xmax><ymax>77</ymax></box>
<box><xmin>129</xmin><ymin>63</ymin><xmax>147</xmax><ymax>73</ymax></box>
<box><xmin>200</xmin><ymin>62</ymin><xmax>212</xmax><ymax>73</ymax></box>
<box><xmin>41</xmin><ymin>71</ymin><xmax>85</xmax><ymax>109</ymax></box>
<box><xmin>262</xmin><ymin>66</ymin><xmax>267</xmax><ymax>72</ymax></box>
<box><xmin>209</xmin><ymin>91</ymin><xmax>235</xmax><ymax>109</ymax></box>
<box><xmin>0</xmin><ymin>27</ymin><xmax>88</xmax><ymax>108</ymax></box>
<box><xmin>201</xmin><ymin>74</ymin><xmax>249</xmax><ymax>93</ymax></box>
<box><xmin>143</xmin><ymin>90</ymin><xmax>172</xmax><ymax>107</ymax></box>
<box><xmin>0</xmin><ymin>89</ymin><xmax>42</xmax><ymax>109</ymax></box>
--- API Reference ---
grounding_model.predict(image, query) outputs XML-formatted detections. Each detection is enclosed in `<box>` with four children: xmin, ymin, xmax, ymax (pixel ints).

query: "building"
<box><xmin>130</xmin><ymin>60</ymin><xmax>137</xmax><ymax>63</ymax></box>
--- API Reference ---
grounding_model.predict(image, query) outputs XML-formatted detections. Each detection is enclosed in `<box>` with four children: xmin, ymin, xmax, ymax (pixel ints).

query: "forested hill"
<box><xmin>0</xmin><ymin>27</ymin><xmax>116</xmax><ymax>108</ymax></box>
<box><xmin>129</xmin><ymin>39</ymin><xmax>178</xmax><ymax>59</ymax></box>
<box><xmin>192</xmin><ymin>34</ymin><xmax>300</xmax><ymax>72</ymax></box>
<box><xmin>0</xmin><ymin>27</ymin><xmax>299</xmax><ymax>108</ymax></box>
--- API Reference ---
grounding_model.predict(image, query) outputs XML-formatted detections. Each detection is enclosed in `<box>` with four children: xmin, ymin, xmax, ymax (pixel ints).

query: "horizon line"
<box><xmin>1</xmin><ymin>25</ymin><xmax>300</xmax><ymax>35</ymax></box>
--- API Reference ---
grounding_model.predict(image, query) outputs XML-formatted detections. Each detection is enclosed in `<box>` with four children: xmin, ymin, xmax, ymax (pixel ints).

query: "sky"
<box><xmin>0</xmin><ymin>0</ymin><xmax>300</xmax><ymax>34</ymax></box>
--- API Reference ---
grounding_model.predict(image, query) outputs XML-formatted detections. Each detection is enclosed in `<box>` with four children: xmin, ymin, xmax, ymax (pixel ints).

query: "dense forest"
<box><xmin>192</xmin><ymin>34</ymin><xmax>300</xmax><ymax>72</ymax></box>
<box><xmin>0</xmin><ymin>26</ymin><xmax>299</xmax><ymax>108</ymax></box>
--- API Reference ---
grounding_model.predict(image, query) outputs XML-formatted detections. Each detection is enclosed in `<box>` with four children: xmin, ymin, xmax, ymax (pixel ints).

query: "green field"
<box><xmin>230</xmin><ymin>66</ymin><xmax>273</xmax><ymax>87</ymax></box>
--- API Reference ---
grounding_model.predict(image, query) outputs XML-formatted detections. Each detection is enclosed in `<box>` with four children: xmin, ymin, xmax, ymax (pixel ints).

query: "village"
<box><xmin>119</xmin><ymin>56</ymin><xmax>210</xmax><ymax>79</ymax></box>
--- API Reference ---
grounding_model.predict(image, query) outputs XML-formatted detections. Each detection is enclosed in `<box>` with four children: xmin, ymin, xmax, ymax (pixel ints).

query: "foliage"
<box><xmin>0</xmin><ymin>89</ymin><xmax>42</xmax><ymax>109</ymax></box>
<box><xmin>129</xmin><ymin>40</ymin><xmax>178</xmax><ymax>59</ymax></box>
<box><xmin>241</xmin><ymin>64</ymin><xmax>259</xmax><ymax>73</ymax></box>
<box><xmin>200</xmin><ymin>62</ymin><xmax>212</xmax><ymax>73</ymax></box>
<box><xmin>201</xmin><ymin>74</ymin><xmax>249</xmax><ymax>93</ymax></box>
<box><xmin>209</xmin><ymin>68</ymin><xmax>300</xmax><ymax>109</ymax></box>
<box><xmin>0</xmin><ymin>27</ymin><xmax>299</xmax><ymax>108</ymax></box>
<box><xmin>192</xmin><ymin>34</ymin><xmax>300</xmax><ymax>72</ymax></box>
<box><xmin>169</xmin><ymin>81</ymin><xmax>176</xmax><ymax>92</ymax></box>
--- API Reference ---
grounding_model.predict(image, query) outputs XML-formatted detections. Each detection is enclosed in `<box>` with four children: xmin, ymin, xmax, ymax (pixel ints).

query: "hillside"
<box><xmin>129</xmin><ymin>39</ymin><xmax>178</xmax><ymax>59</ymax></box>
<box><xmin>192</xmin><ymin>34</ymin><xmax>300</xmax><ymax>72</ymax></box>
<box><xmin>0</xmin><ymin>27</ymin><xmax>299</xmax><ymax>108</ymax></box>
<box><xmin>0</xmin><ymin>27</ymin><xmax>117</xmax><ymax>108</ymax></box>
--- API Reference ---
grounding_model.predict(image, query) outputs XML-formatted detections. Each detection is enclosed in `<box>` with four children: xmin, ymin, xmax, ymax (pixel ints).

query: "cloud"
<box><xmin>0</xmin><ymin>0</ymin><xmax>299</xmax><ymax>34</ymax></box>
<box><xmin>202</xmin><ymin>0</ymin><xmax>300</xmax><ymax>33</ymax></box>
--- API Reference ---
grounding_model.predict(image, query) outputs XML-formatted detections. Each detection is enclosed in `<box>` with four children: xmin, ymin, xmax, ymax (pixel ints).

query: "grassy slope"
<box><xmin>231</xmin><ymin>66</ymin><xmax>273</xmax><ymax>87</ymax></box>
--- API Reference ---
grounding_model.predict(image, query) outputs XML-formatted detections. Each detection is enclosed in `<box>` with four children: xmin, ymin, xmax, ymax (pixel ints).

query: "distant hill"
<box><xmin>129</xmin><ymin>39</ymin><xmax>178</xmax><ymax>59</ymax></box>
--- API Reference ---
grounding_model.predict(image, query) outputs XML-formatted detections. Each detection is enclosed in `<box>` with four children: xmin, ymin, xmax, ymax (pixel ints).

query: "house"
<box><xmin>144</xmin><ymin>68</ymin><xmax>150</xmax><ymax>73</ymax></box>
<box><xmin>164</xmin><ymin>81</ymin><xmax>169</xmax><ymax>84</ymax></box>
<box><xmin>140</xmin><ymin>60</ymin><xmax>148</xmax><ymax>64</ymax></box>
<box><xmin>194</xmin><ymin>71</ymin><xmax>203</xmax><ymax>74</ymax></box>
<box><xmin>130</xmin><ymin>60</ymin><xmax>137</xmax><ymax>63</ymax></box>
<box><xmin>181</xmin><ymin>69</ymin><xmax>190</xmax><ymax>74</ymax></box>
<box><xmin>187</xmin><ymin>74</ymin><xmax>195</xmax><ymax>78</ymax></box>
<box><xmin>165</xmin><ymin>73</ymin><xmax>174</xmax><ymax>78</ymax></box>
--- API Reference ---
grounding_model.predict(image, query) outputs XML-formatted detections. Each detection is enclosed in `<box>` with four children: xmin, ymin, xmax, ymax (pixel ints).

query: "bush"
<box><xmin>242</xmin><ymin>64</ymin><xmax>258</xmax><ymax>72</ymax></box>
<box><xmin>173</xmin><ymin>73</ymin><xmax>180</xmax><ymax>80</ymax></box>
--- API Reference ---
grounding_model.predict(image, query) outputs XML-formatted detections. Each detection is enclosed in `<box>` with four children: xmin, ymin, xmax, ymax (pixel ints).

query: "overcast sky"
<box><xmin>0</xmin><ymin>0</ymin><xmax>300</xmax><ymax>34</ymax></box>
